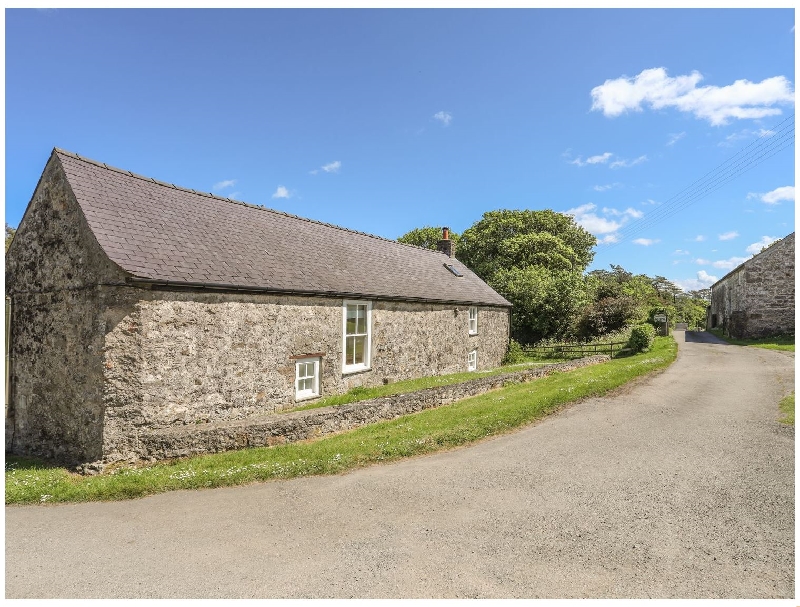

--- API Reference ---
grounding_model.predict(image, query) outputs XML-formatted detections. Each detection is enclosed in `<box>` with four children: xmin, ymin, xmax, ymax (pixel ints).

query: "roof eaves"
<box><xmin>127</xmin><ymin>276</ymin><xmax>513</xmax><ymax>308</ymax></box>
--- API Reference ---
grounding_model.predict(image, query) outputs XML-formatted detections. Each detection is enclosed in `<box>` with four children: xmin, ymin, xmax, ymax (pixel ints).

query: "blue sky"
<box><xmin>5</xmin><ymin>8</ymin><xmax>795</xmax><ymax>291</ymax></box>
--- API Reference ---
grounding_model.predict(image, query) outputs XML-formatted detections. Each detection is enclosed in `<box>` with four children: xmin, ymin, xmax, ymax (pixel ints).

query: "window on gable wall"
<box><xmin>295</xmin><ymin>357</ymin><xmax>321</xmax><ymax>400</ymax></box>
<box><xmin>343</xmin><ymin>300</ymin><xmax>371</xmax><ymax>373</ymax></box>
<box><xmin>468</xmin><ymin>306</ymin><xmax>478</xmax><ymax>335</ymax></box>
<box><xmin>468</xmin><ymin>349</ymin><xmax>477</xmax><ymax>371</ymax></box>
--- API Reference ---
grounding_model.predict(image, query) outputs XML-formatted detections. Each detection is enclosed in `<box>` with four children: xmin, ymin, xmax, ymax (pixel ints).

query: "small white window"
<box><xmin>343</xmin><ymin>300</ymin><xmax>372</xmax><ymax>374</ymax></box>
<box><xmin>295</xmin><ymin>358</ymin><xmax>320</xmax><ymax>400</ymax></box>
<box><xmin>468</xmin><ymin>349</ymin><xmax>477</xmax><ymax>372</ymax></box>
<box><xmin>468</xmin><ymin>306</ymin><xmax>478</xmax><ymax>335</ymax></box>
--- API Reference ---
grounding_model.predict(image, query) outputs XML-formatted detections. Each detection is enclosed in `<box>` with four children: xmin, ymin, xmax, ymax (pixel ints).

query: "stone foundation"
<box><xmin>97</xmin><ymin>355</ymin><xmax>609</xmax><ymax>467</ymax></box>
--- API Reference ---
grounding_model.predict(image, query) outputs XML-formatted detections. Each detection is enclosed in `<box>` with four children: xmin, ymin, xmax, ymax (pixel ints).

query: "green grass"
<box><xmin>708</xmin><ymin>328</ymin><xmax>795</xmax><ymax>351</ymax></box>
<box><xmin>292</xmin><ymin>360</ymin><xmax>565</xmax><ymax>412</ymax></box>
<box><xmin>6</xmin><ymin>337</ymin><xmax>677</xmax><ymax>505</ymax></box>
<box><xmin>779</xmin><ymin>392</ymin><xmax>794</xmax><ymax>425</ymax></box>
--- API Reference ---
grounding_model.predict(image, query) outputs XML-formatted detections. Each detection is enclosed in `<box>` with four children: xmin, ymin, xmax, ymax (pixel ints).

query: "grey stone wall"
<box><xmin>6</xmin><ymin>155</ymin><xmax>129</xmax><ymax>462</ymax></box>
<box><xmin>6</xmin><ymin>153</ymin><xmax>511</xmax><ymax>466</ymax></box>
<box><xmin>101</xmin><ymin>291</ymin><xmax>510</xmax><ymax>462</ymax></box>
<box><xmin>96</xmin><ymin>355</ymin><xmax>608</xmax><ymax>467</ymax></box>
<box><xmin>709</xmin><ymin>233</ymin><xmax>795</xmax><ymax>338</ymax></box>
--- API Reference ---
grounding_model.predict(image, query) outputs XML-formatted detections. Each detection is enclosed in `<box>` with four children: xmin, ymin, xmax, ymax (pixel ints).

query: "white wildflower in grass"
<box><xmin>169</xmin><ymin>470</ymin><xmax>197</xmax><ymax>481</ymax></box>
<box><xmin>40</xmin><ymin>494</ymin><xmax>52</xmax><ymax>503</ymax></box>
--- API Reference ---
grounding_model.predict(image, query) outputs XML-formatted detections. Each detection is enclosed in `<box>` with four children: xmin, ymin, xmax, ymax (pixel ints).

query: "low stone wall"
<box><xmin>104</xmin><ymin>355</ymin><xmax>609</xmax><ymax>468</ymax></box>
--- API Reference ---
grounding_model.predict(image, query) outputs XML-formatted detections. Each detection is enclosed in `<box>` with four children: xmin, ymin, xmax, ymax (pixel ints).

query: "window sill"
<box><xmin>295</xmin><ymin>392</ymin><xmax>321</xmax><ymax>402</ymax></box>
<box><xmin>342</xmin><ymin>365</ymin><xmax>372</xmax><ymax>376</ymax></box>
<box><xmin>469</xmin><ymin>332</ymin><xmax>478</xmax><ymax>336</ymax></box>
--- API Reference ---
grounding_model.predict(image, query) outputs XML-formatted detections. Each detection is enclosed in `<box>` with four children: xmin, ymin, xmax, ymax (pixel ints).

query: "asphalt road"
<box><xmin>6</xmin><ymin>331</ymin><xmax>795</xmax><ymax>598</ymax></box>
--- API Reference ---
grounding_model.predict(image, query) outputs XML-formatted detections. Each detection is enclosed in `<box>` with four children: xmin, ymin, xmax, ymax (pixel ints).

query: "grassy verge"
<box><xmin>779</xmin><ymin>392</ymin><xmax>794</xmax><ymax>425</ymax></box>
<box><xmin>708</xmin><ymin>328</ymin><xmax>795</xmax><ymax>351</ymax></box>
<box><xmin>293</xmin><ymin>359</ymin><xmax>566</xmax><ymax>412</ymax></box>
<box><xmin>6</xmin><ymin>337</ymin><xmax>676</xmax><ymax>505</ymax></box>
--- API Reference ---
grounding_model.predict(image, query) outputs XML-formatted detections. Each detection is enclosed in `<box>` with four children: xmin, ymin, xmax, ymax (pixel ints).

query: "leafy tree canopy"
<box><xmin>397</xmin><ymin>226</ymin><xmax>460</xmax><ymax>251</ymax></box>
<box><xmin>458</xmin><ymin>209</ymin><xmax>597</xmax><ymax>278</ymax></box>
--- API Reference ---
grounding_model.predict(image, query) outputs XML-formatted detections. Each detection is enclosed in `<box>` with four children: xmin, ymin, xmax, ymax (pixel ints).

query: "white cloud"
<box><xmin>213</xmin><ymin>179</ymin><xmax>237</xmax><ymax>191</ymax></box>
<box><xmin>633</xmin><ymin>238</ymin><xmax>660</xmax><ymax>246</ymax></box>
<box><xmin>563</xmin><ymin>203</ymin><xmax>623</xmax><ymax>235</ymax></box>
<box><xmin>720</xmin><ymin>127</ymin><xmax>778</xmax><ymax>146</ymax></box>
<box><xmin>593</xmin><ymin>183</ymin><xmax>622</xmax><ymax>192</ymax></box>
<box><xmin>271</xmin><ymin>185</ymin><xmax>291</xmax><ymax>199</ymax></box>
<box><xmin>586</xmin><ymin>152</ymin><xmax>613</xmax><ymax>164</ymax></box>
<box><xmin>563</xmin><ymin>203</ymin><xmax>648</xmax><ymax>244</ymax></box>
<box><xmin>569</xmin><ymin>152</ymin><xmax>614</xmax><ymax>167</ymax></box>
<box><xmin>673</xmin><ymin>270</ymin><xmax>719</xmax><ymax>291</ymax></box>
<box><xmin>718</xmin><ymin>231</ymin><xmax>739</xmax><ymax>241</ymax></box>
<box><xmin>749</xmin><ymin>185</ymin><xmax>795</xmax><ymax>205</ymax></box>
<box><xmin>610</xmin><ymin>155</ymin><xmax>647</xmax><ymax>169</ymax></box>
<box><xmin>641</xmin><ymin>198</ymin><xmax>659</xmax><ymax>206</ymax></box>
<box><xmin>712</xmin><ymin>256</ymin><xmax>749</xmax><ymax>270</ymax></box>
<box><xmin>603</xmin><ymin>207</ymin><xmax>643</xmax><ymax>219</ymax></box>
<box><xmin>673</xmin><ymin>249</ymin><xmax>690</xmax><ymax>255</ymax></box>
<box><xmin>694</xmin><ymin>235</ymin><xmax>706</xmax><ymax>242</ymax></box>
<box><xmin>590</xmin><ymin>67</ymin><xmax>795</xmax><ymax>126</ymax></box>
<box><xmin>694</xmin><ymin>258</ymin><xmax>710</xmax><ymax>265</ymax></box>
<box><xmin>433</xmin><ymin>111</ymin><xmax>452</xmax><ymax>126</ymax></box>
<box><xmin>745</xmin><ymin>236</ymin><xmax>778</xmax><ymax>254</ymax></box>
<box><xmin>321</xmin><ymin>160</ymin><xmax>341</xmax><ymax>173</ymax></box>
<box><xmin>667</xmin><ymin>132</ymin><xmax>686</xmax><ymax>146</ymax></box>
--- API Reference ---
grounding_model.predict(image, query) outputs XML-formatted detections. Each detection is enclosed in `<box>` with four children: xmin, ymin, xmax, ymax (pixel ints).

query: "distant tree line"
<box><xmin>398</xmin><ymin>210</ymin><xmax>710</xmax><ymax>345</ymax></box>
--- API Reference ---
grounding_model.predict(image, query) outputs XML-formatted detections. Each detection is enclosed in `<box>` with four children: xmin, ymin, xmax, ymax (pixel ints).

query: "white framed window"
<box><xmin>295</xmin><ymin>357</ymin><xmax>320</xmax><ymax>400</ymax></box>
<box><xmin>468</xmin><ymin>306</ymin><xmax>478</xmax><ymax>335</ymax></box>
<box><xmin>468</xmin><ymin>349</ymin><xmax>477</xmax><ymax>371</ymax></box>
<box><xmin>342</xmin><ymin>300</ymin><xmax>371</xmax><ymax>374</ymax></box>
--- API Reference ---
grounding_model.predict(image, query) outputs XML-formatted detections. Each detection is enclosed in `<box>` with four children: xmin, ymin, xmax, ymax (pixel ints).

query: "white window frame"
<box><xmin>468</xmin><ymin>349</ymin><xmax>477</xmax><ymax>372</ymax></box>
<box><xmin>342</xmin><ymin>300</ymin><xmax>372</xmax><ymax>374</ymax></box>
<box><xmin>468</xmin><ymin>306</ymin><xmax>478</xmax><ymax>335</ymax></box>
<box><xmin>295</xmin><ymin>357</ymin><xmax>321</xmax><ymax>401</ymax></box>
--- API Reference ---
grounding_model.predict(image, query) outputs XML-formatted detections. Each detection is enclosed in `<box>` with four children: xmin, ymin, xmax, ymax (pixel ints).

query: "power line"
<box><xmin>603</xmin><ymin>114</ymin><xmax>795</xmax><ymax>249</ymax></box>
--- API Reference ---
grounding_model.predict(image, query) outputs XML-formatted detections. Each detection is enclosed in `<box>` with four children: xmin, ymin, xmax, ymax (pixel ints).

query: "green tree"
<box><xmin>492</xmin><ymin>266</ymin><xmax>588</xmax><ymax>344</ymax></box>
<box><xmin>688</xmin><ymin>288</ymin><xmax>711</xmax><ymax>303</ymax></box>
<box><xmin>458</xmin><ymin>209</ymin><xmax>596</xmax><ymax>277</ymax></box>
<box><xmin>397</xmin><ymin>226</ymin><xmax>460</xmax><ymax>251</ymax></box>
<box><xmin>456</xmin><ymin>210</ymin><xmax>596</xmax><ymax>344</ymax></box>
<box><xmin>5</xmin><ymin>223</ymin><xmax>15</xmax><ymax>252</ymax></box>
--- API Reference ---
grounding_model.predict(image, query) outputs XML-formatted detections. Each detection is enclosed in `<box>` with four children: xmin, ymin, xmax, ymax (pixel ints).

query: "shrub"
<box><xmin>574</xmin><ymin>295</ymin><xmax>640</xmax><ymax>340</ymax></box>
<box><xmin>627</xmin><ymin>324</ymin><xmax>655</xmax><ymax>353</ymax></box>
<box><xmin>503</xmin><ymin>339</ymin><xmax>526</xmax><ymax>365</ymax></box>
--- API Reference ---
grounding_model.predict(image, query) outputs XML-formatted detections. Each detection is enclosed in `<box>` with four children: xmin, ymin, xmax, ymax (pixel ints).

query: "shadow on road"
<box><xmin>682</xmin><ymin>330</ymin><xmax>730</xmax><ymax>345</ymax></box>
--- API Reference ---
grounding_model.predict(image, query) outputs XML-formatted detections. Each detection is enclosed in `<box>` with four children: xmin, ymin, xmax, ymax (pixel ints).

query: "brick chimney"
<box><xmin>437</xmin><ymin>226</ymin><xmax>455</xmax><ymax>258</ymax></box>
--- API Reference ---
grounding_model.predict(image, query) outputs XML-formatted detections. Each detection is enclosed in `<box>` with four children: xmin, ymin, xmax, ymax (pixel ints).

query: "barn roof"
<box><xmin>54</xmin><ymin>149</ymin><xmax>511</xmax><ymax>307</ymax></box>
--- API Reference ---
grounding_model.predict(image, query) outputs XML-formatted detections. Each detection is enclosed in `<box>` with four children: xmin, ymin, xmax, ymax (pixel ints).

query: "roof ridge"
<box><xmin>53</xmin><ymin>147</ymin><xmax>448</xmax><ymax>257</ymax></box>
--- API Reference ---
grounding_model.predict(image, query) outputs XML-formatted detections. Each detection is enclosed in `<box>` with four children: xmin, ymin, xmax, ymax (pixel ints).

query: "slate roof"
<box><xmin>55</xmin><ymin>149</ymin><xmax>511</xmax><ymax>307</ymax></box>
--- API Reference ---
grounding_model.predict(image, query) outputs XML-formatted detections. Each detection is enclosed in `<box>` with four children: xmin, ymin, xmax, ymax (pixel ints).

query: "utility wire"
<box><xmin>602</xmin><ymin>114</ymin><xmax>795</xmax><ymax>249</ymax></box>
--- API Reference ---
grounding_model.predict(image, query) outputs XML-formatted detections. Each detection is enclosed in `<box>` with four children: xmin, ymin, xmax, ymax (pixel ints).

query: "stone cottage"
<box><xmin>708</xmin><ymin>232</ymin><xmax>794</xmax><ymax>338</ymax></box>
<box><xmin>6</xmin><ymin>149</ymin><xmax>511</xmax><ymax>465</ymax></box>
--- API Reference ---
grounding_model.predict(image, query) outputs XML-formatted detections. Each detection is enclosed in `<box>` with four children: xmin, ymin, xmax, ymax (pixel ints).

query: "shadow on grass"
<box><xmin>5</xmin><ymin>455</ymin><xmax>64</xmax><ymax>472</ymax></box>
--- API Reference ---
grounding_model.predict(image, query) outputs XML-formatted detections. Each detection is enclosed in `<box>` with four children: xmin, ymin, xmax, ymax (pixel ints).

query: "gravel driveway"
<box><xmin>5</xmin><ymin>331</ymin><xmax>794</xmax><ymax>598</ymax></box>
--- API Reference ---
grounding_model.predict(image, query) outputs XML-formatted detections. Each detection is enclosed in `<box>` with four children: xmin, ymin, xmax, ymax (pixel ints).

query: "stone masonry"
<box><xmin>100</xmin><ymin>291</ymin><xmax>510</xmax><ymax>464</ymax></box>
<box><xmin>101</xmin><ymin>355</ymin><xmax>609</xmax><ymax>467</ymax></box>
<box><xmin>6</xmin><ymin>151</ymin><xmax>512</xmax><ymax>466</ymax></box>
<box><xmin>708</xmin><ymin>232</ymin><xmax>794</xmax><ymax>339</ymax></box>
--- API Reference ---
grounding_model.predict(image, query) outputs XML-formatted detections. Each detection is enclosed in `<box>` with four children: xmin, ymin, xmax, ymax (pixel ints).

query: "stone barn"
<box><xmin>708</xmin><ymin>232</ymin><xmax>794</xmax><ymax>338</ymax></box>
<box><xmin>6</xmin><ymin>149</ymin><xmax>511</xmax><ymax>465</ymax></box>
